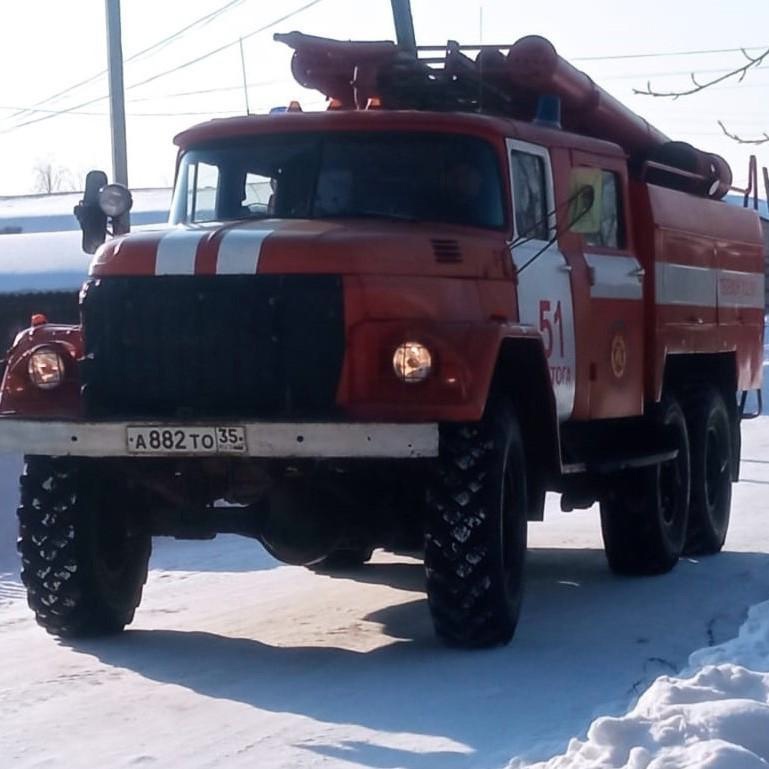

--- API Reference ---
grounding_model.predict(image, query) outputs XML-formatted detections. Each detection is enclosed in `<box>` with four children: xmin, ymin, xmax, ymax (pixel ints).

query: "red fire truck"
<box><xmin>0</xmin><ymin>7</ymin><xmax>763</xmax><ymax>647</ymax></box>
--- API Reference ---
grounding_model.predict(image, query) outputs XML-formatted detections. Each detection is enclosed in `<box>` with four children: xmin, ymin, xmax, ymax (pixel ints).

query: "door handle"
<box><xmin>628</xmin><ymin>267</ymin><xmax>645</xmax><ymax>278</ymax></box>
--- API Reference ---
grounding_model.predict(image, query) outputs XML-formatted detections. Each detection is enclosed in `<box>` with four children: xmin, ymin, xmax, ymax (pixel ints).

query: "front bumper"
<box><xmin>0</xmin><ymin>420</ymin><xmax>439</xmax><ymax>459</ymax></box>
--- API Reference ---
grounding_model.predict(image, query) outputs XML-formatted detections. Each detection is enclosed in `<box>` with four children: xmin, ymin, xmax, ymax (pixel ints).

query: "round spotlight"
<box><xmin>98</xmin><ymin>184</ymin><xmax>133</xmax><ymax>218</ymax></box>
<box><xmin>393</xmin><ymin>342</ymin><xmax>432</xmax><ymax>383</ymax></box>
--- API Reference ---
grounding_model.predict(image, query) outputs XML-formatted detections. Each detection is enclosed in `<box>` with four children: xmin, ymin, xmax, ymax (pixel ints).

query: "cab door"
<box><xmin>570</xmin><ymin>152</ymin><xmax>644</xmax><ymax>419</ymax></box>
<box><xmin>507</xmin><ymin>139</ymin><xmax>576</xmax><ymax>421</ymax></box>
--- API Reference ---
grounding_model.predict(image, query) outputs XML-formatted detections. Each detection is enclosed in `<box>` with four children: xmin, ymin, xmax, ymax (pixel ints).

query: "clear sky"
<box><xmin>1</xmin><ymin>0</ymin><xmax>768</xmax><ymax>197</ymax></box>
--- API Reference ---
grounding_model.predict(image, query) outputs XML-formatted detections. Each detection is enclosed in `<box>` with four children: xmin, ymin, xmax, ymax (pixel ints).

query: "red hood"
<box><xmin>90</xmin><ymin>219</ymin><xmax>509</xmax><ymax>279</ymax></box>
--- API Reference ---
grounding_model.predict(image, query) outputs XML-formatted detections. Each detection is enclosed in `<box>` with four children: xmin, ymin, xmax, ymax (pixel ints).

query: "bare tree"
<box><xmin>634</xmin><ymin>48</ymin><xmax>769</xmax><ymax>145</ymax></box>
<box><xmin>718</xmin><ymin>121</ymin><xmax>769</xmax><ymax>146</ymax></box>
<box><xmin>32</xmin><ymin>159</ymin><xmax>77</xmax><ymax>194</ymax></box>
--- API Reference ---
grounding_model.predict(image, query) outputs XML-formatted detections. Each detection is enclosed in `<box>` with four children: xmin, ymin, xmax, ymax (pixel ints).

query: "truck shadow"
<box><xmin>0</xmin><ymin>574</ymin><xmax>25</xmax><ymax>603</ymax></box>
<box><xmin>312</xmin><ymin>558</ymin><xmax>427</xmax><ymax>593</ymax></box>
<box><xmin>64</xmin><ymin>547</ymin><xmax>769</xmax><ymax>768</ymax></box>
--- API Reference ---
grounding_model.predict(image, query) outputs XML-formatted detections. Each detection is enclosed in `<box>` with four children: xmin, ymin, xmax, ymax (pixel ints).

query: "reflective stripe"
<box><xmin>656</xmin><ymin>263</ymin><xmax>717</xmax><ymax>307</ymax></box>
<box><xmin>216</xmin><ymin>228</ymin><xmax>272</xmax><ymax>274</ymax></box>
<box><xmin>155</xmin><ymin>229</ymin><xmax>204</xmax><ymax>275</ymax></box>
<box><xmin>584</xmin><ymin>253</ymin><xmax>643</xmax><ymax>300</ymax></box>
<box><xmin>656</xmin><ymin>262</ymin><xmax>764</xmax><ymax>309</ymax></box>
<box><xmin>718</xmin><ymin>269</ymin><xmax>765</xmax><ymax>309</ymax></box>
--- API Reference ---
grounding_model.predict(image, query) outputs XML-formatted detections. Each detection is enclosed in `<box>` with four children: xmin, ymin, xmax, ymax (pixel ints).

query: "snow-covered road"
<box><xmin>1</xmin><ymin>420</ymin><xmax>769</xmax><ymax>769</ymax></box>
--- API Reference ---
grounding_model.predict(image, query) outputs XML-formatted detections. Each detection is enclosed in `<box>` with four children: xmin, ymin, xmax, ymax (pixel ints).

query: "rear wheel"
<box><xmin>17</xmin><ymin>457</ymin><xmax>151</xmax><ymax>637</ymax></box>
<box><xmin>600</xmin><ymin>396</ymin><xmax>690</xmax><ymax>575</ymax></box>
<box><xmin>424</xmin><ymin>400</ymin><xmax>527</xmax><ymax>648</ymax></box>
<box><xmin>683</xmin><ymin>387</ymin><xmax>733</xmax><ymax>555</ymax></box>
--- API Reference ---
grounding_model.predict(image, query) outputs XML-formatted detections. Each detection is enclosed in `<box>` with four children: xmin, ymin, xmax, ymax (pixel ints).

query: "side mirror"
<box><xmin>568</xmin><ymin>168</ymin><xmax>602</xmax><ymax>235</ymax></box>
<box><xmin>74</xmin><ymin>170</ymin><xmax>133</xmax><ymax>255</ymax></box>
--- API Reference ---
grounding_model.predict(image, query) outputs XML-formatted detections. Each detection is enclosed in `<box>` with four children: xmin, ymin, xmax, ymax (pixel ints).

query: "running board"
<box><xmin>560</xmin><ymin>418</ymin><xmax>678</xmax><ymax>476</ymax></box>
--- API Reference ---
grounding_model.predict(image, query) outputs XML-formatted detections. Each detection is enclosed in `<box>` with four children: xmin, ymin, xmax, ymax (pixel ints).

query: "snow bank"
<box><xmin>519</xmin><ymin>601</ymin><xmax>769</xmax><ymax>769</ymax></box>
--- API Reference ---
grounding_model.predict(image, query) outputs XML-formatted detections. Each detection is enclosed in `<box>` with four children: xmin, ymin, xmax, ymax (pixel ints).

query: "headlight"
<box><xmin>98</xmin><ymin>183</ymin><xmax>133</xmax><ymax>217</ymax></box>
<box><xmin>28</xmin><ymin>349</ymin><xmax>65</xmax><ymax>390</ymax></box>
<box><xmin>393</xmin><ymin>342</ymin><xmax>432</xmax><ymax>383</ymax></box>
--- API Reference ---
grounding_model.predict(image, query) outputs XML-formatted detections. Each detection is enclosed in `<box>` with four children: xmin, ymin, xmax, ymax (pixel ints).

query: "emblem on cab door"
<box><xmin>610</xmin><ymin>332</ymin><xmax>627</xmax><ymax>380</ymax></box>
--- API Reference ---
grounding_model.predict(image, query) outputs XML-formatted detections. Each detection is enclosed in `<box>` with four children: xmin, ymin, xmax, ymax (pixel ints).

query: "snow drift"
<box><xmin>520</xmin><ymin>601</ymin><xmax>769</xmax><ymax>768</ymax></box>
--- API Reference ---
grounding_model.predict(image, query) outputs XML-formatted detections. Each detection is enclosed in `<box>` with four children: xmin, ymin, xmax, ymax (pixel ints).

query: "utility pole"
<box><xmin>105</xmin><ymin>0</ymin><xmax>129</xmax><ymax>186</ymax></box>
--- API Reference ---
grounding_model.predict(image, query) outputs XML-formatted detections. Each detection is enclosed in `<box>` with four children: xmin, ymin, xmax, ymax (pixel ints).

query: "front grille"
<box><xmin>80</xmin><ymin>275</ymin><xmax>345</xmax><ymax>419</ymax></box>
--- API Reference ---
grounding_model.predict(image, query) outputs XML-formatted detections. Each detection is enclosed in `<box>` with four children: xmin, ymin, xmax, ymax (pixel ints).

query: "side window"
<box><xmin>243</xmin><ymin>172</ymin><xmax>274</xmax><ymax>213</ymax></box>
<box><xmin>511</xmin><ymin>150</ymin><xmax>548</xmax><ymax>241</ymax></box>
<box><xmin>188</xmin><ymin>161</ymin><xmax>220</xmax><ymax>223</ymax></box>
<box><xmin>585</xmin><ymin>171</ymin><xmax>624</xmax><ymax>249</ymax></box>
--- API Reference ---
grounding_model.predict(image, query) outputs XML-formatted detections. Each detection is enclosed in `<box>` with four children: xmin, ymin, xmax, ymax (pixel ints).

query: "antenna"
<box><xmin>238</xmin><ymin>38</ymin><xmax>251</xmax><ymax>115</ymax></box>
<box><xmin>479</xmin><ymin>4</ymin><xmax>484</xmax><ymax>44</ymax></box>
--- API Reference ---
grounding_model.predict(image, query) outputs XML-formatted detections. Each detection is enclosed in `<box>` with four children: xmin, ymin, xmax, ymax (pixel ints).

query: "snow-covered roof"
<box><xmin>0</xmin><ymin>230</ymin><xmax>91</xmax><ymax>293</ymax></box>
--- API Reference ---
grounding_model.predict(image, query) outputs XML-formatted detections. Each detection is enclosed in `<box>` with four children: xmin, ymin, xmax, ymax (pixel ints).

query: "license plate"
<box><xmin>126</xmin><ymin>426</ymin><xmax>247</xmax><ymax>455</ymax></box>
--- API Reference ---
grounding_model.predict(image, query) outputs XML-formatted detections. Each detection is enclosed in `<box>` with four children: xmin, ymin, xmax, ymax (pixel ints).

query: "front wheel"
<box><xmin>17</xmin><ymin>457</ymin><xmax>151</xmax><ymax>637</ymax></box>
<box><xmin>424</xmin><ymin>401</ymin><xmax>528</xmax><ymax>648</ymax></box>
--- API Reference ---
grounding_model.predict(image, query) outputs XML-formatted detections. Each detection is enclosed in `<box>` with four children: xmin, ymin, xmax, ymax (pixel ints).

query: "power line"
<box><xmin>14</xmin><ymin>3</ymin><xmax>762</xmax><ymax>136</ymax></box>
<box><xmin>1</xmin><ymin>78</ymin><xmax>289</xmax><ymax>111</ymax></box>
<box><xmin>0</xmin><ymin>105</ymin><xmax>241</xmax><ymax>118</ymax></box>
<box><xmin>122</xmin><ymin>0</ymin><xmax>252</xmax><ymax>62</ymax></box>
<box><xmin>12</xmin><ymin>30</ymin><xmax>769</xmax><ymax>117</ymax></box>
<box><xmin>603</xmin><ymin>66</ymin><xmax>769</xmax><ymax>82</ymax></box>
<box><xmin>126</xmin><ymin>79</ymin><xmax>286</xmax><ymax>102</ymax></box>
<box><xmin>0</xmin><ymin>0</ymin><xmax>325</xmax><ymax>135</ymax></box>
<box><xmin>1</xmin><ymin>93</ymin><xmax>115</xmax><ymax>134</ymax></box>
<box><xmin>436</xmin><ymin>42</ymin><xmax>769</xmax><ymax>61</ymax></box>
<box><xmin>124</xmin><ymin>0</ymin><xmax>325</xmax><ymax>93</ymax></box>
<box><xmin>10</xmin><ymin>0</ymin><xmax>253</xmax><ymax>122</ymax></box>
<box><xmin>572</xmin><ymin>44</ymin><xmax>769</xmax><ymax>62</ymax></box>
<box><xmin>0</xmin><ymin>81</ymin><xmax>296</xmax><ymax>124</ymax></box>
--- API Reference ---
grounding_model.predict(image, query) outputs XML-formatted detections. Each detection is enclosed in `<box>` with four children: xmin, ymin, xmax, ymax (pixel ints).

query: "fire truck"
<box><xmin>0</xmin><ymin>4</ymin><xmax>763</xmax><ymax>647</ymax></box>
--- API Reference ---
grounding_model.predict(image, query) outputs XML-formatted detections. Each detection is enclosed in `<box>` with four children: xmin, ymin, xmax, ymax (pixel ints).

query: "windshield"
<box><xmin>170</xmin><ymin>132</ymin><xmax>505</xmax><ymax>230</ymax></box>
